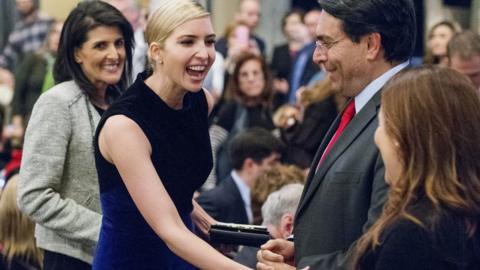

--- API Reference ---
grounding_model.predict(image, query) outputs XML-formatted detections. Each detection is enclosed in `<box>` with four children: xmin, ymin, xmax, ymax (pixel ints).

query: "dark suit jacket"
<box><xmin>196</xmin><ymin>176</ymin><xmax>249</xmax><ymax>224</ymax></box>
<box><xmin>293</xmin><ymin>91</ymin><xmax>389</xmax><ymax>269</ymax></box>
<box><xmin>270</xmin><ymin>43</ymin><xmax>293</xmax><ymax>80</ymax></box>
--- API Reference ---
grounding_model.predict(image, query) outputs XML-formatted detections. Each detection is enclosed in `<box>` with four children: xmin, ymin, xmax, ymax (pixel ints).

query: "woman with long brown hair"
<box><xmin>353</xmin><ymin>66</ymin><xmax>480</xmax><ymax>269</ymax></box>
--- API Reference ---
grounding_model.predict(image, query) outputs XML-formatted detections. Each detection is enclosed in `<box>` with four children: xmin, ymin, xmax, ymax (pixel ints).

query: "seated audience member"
<box><xmin>205</xmin><ymin>54</ymin><xmax>276</xmax><ymax>189</ymax></box>
<box><xmin>251</xmin><ymin>164</ymin><xmax>306</xmax><ymax>225</ymax></box>
<box><xmin>274</xmin><ymin>78</ymin><xmax>343</xmax><ymax>169</ymax></box>
<box><xmin>0</xmin><ymin>175</ymin><xmax>43</xmax><ymax>270</ymax></box>
<box><xmin>423</xmin><ymin>20</ymin><xmax>460</xmax><ymax>66</ymax></box>
<box><xmin>448</xmin><ymin>30</ymin><xmax>480</xmax><ymax>91</ymax></box>
<box><xmin>234</xmin><ymin>183</ymin><xmax>304</xmax><ymax>269</ymax></box>
<box><xmin>197</xmin><ymin>128</ymin><xmax>283</xmax><ymax>225</ymax></box>
<box><xmin>353</xmin><ymin>66</ymin><xmax>480</xmax><ymax>269</ymax></box>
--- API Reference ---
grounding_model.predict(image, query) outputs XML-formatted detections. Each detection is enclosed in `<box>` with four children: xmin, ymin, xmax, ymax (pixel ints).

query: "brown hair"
<box><xmin>0</xmin><ymin>175</ymin><xmax>43</xmax><ymax>267</ymax></box>
<box><xmin>352</xmin><ymin>66</ymin><xmax>480</xmax><ymax>269</ymax></box>
<box><xmin>447</xmin><ymin>30</ymin><xmax>480</xmax><ymax>60</ymax></box>
<box><xmin>224</xmin><ymin>53</ymin><xmax>273</xmax><ymax>107</ymax></box>
<box><xmin>251</xmin><ymin>164</ymin><xmax>306</xmax><ymax>225</ymax></box>
<box><xmin>423</xmin><ymin>20</ymin><xmax>460</xmax><ymax>65</ymax></box>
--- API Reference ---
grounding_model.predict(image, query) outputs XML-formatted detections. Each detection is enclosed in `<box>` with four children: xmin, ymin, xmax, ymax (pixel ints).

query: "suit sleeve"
<box><xmin>17</xmin><ymin>92</ymin><xmax>101</xmax><ymax>246</ymax></box>
<box><xmin>297</xmin><ymin>154</ymin><xmax>389</xmax><ymax>270</ymax></box>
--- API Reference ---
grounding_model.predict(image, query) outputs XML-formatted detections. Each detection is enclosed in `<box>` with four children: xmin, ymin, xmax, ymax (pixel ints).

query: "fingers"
<box><xmin>257</xmin><ymin>249</ymin><xmax>284</xmax><ymax>265</ymax></box>
<box><xmin>256</xmin><ymin>262</ymin><xmax>274</xmax><ymax>270</ymax></box>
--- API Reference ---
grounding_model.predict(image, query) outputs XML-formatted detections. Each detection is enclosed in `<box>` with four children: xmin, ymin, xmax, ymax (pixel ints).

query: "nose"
<box><xmin>195</xmin><ymin>43</ymin><xmax>209</xmax><ymax>60</ymax></box>
<box><xmin>313</xmin><ymin>46</ymin><xmax>327</xmax><ymax>65</ymax></box>
<box><xmin>106</xmin><ymin>44</ymin><xmax>120</xmax><ymax>60</ymax></box>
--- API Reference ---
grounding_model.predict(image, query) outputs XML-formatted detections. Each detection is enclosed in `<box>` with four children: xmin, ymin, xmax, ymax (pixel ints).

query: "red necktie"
<box><xmin>317</xmin><ymin>99</ymin><xmax>356</xmax><ymax>170</ymax></box>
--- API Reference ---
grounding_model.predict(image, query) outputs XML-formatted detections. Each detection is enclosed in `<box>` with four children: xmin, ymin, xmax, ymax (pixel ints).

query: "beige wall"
<box><xmin>212</xmin><ymin>0</ymin><xmax>239</xmax><ymax>35</ymax></box>
<box><xmin>40</xmin><ymin>0</ymin><xmax>80</xmax><ymax>20</ymax></box>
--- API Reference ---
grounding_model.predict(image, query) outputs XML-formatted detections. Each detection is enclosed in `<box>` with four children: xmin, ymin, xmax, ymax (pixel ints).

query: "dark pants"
<box><xmin>43</xmin><ymin>250</ymin><xmax>91</xmax><ymax>270</ymax></box>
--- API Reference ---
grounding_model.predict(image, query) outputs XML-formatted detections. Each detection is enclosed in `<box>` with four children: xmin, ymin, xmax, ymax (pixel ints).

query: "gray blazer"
<box><xmin>17</xmin><ymin>80</ymin><xmax>102</xmax><ymax>264</ymax></box>
<box><xmin>293</xmin><ymin>91</ymin><xmax>389</xmax><ymax>270</ymax></box>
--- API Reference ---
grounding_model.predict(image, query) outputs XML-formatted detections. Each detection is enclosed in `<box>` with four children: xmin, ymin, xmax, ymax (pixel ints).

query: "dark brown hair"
<box><xmin>224</xmin><ymin>53</ymin><xmax>273</xmax><ymax>107</ymax></box>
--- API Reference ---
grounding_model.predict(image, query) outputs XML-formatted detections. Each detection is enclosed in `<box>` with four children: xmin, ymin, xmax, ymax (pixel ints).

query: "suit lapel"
<box><xmin>296</xmin><ymin>91</ymin><xmax>382</xmax><ymax>219</ymax></box>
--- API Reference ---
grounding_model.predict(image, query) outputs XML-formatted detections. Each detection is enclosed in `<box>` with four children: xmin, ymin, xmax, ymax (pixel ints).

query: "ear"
<box><xmin>242</xmin><ymin>157</ymin><xmax>255</xmax><ymax>171</ymax></box>
<box><xmin>148</xmin><ymin>42</ymin><xmax>164</xmax><ymax>65</ymax></box>
<box><xmin>279</xmin><ymin>213</ymin><xmax>295</xmax><ymax>239</ymax></box>
<box><xmin>74</xmin><ymin>48</ymin><xmax>82</xmax><ymax>64</ymax></box>
<box><xmin>364</xmin><ymin>32</ymin><xmax>382</xmax><ymax>61</ymax></box>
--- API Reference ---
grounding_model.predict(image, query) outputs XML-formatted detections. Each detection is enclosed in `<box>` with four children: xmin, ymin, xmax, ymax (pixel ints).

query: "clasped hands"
<box><xmin>256</xmin><ymin>239</ymin><xmax>309</xmax><ymax>270</ymax></box>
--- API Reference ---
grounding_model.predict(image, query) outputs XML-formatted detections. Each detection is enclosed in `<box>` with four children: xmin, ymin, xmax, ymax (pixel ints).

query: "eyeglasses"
<box><xmin>315</xmin><ymin>37</ymin><xmax>345</xmax><ymax>54</ymax></box>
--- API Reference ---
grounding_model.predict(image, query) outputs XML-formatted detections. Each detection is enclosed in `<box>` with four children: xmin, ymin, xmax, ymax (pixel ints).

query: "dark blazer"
<box><xmin>270</xmin><ymin>43</ymin><xmax>293</xmax><ymax>80</ymax></box>
<box><xmin>293</xmin><ymin>91</ymin><xmax>389</xmax><ymax>269</ymax></box>
<box><xmin>196</xmin><ymin>176</ymin><xmax>249</xmax><ymax>224</ymax></box>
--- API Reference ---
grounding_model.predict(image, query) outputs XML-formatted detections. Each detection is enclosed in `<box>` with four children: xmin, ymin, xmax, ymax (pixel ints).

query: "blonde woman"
<box><xmin>92</xmin><ymin>0</ymin><xmax>251</xmax><ymax>269</ymax></box>
<box><xmin>0</xmin><ymin>175</ymin><xmax>42</xmax><ymax>270</ymax></box>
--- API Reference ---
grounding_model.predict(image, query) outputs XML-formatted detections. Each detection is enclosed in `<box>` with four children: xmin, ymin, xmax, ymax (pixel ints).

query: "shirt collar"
<box><xmin>355</xmin><ymin>61</ymin><xmax>409</xmax><ymax>113</ymax></box>
<box><xmin>231</xmin><ymin>171</ymin><xmax>251</xmax><ymax>207</ymax></box>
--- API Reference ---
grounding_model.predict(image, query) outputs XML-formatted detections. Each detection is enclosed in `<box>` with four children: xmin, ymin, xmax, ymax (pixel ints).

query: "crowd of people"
<box><xmin>0</xmin><ymin>0</ymin><xmax>479</xmax><ymax>269</ymax></box>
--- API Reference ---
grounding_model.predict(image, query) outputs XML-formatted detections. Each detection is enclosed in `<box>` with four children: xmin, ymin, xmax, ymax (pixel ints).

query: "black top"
<box><xmin>359</xmin><ymin>202</ymin><xmax>480</xmax><ymax>270</ymax></box>
<box><xmin>214</xmin><ymin>100</ymin><xmax>275</xmax><ymax>132</ymax></box>
<box><xmin>94</xmin><ymin>72</ymin><xmax>213</xmax><ymax>218</ymax></box>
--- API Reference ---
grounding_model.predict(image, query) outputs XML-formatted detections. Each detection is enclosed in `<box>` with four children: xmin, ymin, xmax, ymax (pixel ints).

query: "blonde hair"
<box><xmin>0</xmin><ymin>175</ymin><xmax>42</xmax><ymax>266</ymax></box>
<box><xmin>145</xmin><ymin>0</ymin><xmax>209</xmax><ymax>66</ymax></box>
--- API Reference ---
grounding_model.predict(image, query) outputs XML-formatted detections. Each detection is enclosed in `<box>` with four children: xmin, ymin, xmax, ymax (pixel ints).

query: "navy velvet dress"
<box><xmin>92</xmin><ymin>73</ymin><xmax>213</xmax><ymax>270</ymax></box>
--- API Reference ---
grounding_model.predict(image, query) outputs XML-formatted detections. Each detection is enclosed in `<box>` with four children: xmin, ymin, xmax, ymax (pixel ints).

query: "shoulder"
<box><xmin>39</xmin><ymin>81</ymin><xmax>83</xmax><ymax>105</ymax></box>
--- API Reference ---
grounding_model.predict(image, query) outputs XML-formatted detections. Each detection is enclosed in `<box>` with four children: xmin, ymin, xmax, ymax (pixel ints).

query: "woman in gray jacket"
<box><xmin>17</xmin><ymin>2</ymin><xmax>133</xmax><ymax>269</ymax></box>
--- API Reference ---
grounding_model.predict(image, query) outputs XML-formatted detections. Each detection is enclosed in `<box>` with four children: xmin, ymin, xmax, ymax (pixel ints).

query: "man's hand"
<box><xmin>256</xmin><ymin>239</ymin><xmax>297</xmax><ymax>269</ymax></box>
<box><xmin>0</xmin><ymin>68</ymin><xmax>14</xmax><ymax>90</ymax></box>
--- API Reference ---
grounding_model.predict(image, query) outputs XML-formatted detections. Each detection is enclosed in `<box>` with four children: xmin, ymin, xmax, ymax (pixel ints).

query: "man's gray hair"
<box><xmin>261</xmin><ymin>184</ymin><xmax>304</xmax><ymax>227</ymax></box>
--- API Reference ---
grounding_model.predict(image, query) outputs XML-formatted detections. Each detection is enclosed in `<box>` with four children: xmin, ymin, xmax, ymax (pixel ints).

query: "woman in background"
<box><xmin>17</xmin><ymin>2</ymin><xmax>133</xmax><ymax>269</ymax></box>
<box><xmin>207</xmin><ymin>53</ymin><xmax>275</xmax><ymax>189</ymax></box>
<box><xmin>423</xmin><ymin>21</ymin><xmax>459</xmax><ymax>66</ymax></box>
<box><xmin>353</xmin><ymin>66</ymin><xmax>480</xmax><ymax>269</ymax></box>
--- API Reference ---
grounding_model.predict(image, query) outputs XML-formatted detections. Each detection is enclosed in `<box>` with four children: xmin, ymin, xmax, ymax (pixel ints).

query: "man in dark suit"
<box><xmin>196</xmin><ymin>128</ymin><xmax>283</xmax><ymax>224</ymax></box>
<box><xmin>257</xmin><ymin>0</ymin><xmax>416</xmax><ymax>269</ymax></box>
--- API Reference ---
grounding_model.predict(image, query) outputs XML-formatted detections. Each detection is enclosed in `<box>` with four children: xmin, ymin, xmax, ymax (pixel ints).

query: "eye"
<box><xmin>94</xmin><ymin>42</ymin><xmax>107</xmax><ymax>50</ymax></box>
<box><xmin>180</xmin><ymin>39</ymin><xmax>194</xmax><ymax>46</ymax></box>
<box><xmin>205</xmin><ymin>38</ymin><xmax>216</xmax><ymax>46</ymax></box>
<box><xmin>115</xmin><ymin>39</ymin><xmax>125</xmax><ymax>48</ymax></box>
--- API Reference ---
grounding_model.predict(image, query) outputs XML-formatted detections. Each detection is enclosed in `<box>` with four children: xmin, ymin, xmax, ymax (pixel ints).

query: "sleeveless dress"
<box><xmin>92</xmin><ymin>73</ymin><xmax>213</xmax><ymax>270</ymax></box>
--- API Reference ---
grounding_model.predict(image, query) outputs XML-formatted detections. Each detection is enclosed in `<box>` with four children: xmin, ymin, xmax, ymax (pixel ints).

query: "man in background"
<box><xmin>448</xmin><ymin>30</ymin><xmax>480</xmax><ymax>91</ymax></box>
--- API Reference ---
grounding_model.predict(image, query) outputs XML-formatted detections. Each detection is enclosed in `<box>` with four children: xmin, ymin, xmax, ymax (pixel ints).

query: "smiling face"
<box><xmin>74</xmin><ymin>26</ymin><xmax>126</xmax><ymax>92</ymax></box>
<box><xmin>313</xmin><ymin>11</ymin><xmax>369</xmax><ymax>97</ymax></box>
<box><xmin>156</xmin><ymin>17</ymin><xmax>216</xmax><ymax>92</ymax></box>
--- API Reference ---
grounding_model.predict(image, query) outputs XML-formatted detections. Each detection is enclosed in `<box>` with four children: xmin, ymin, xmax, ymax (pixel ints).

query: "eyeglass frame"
<box><xmin>314</xmin><ymin>37</ymin><xmax>346</xmax><ymax>54</ymax></box>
